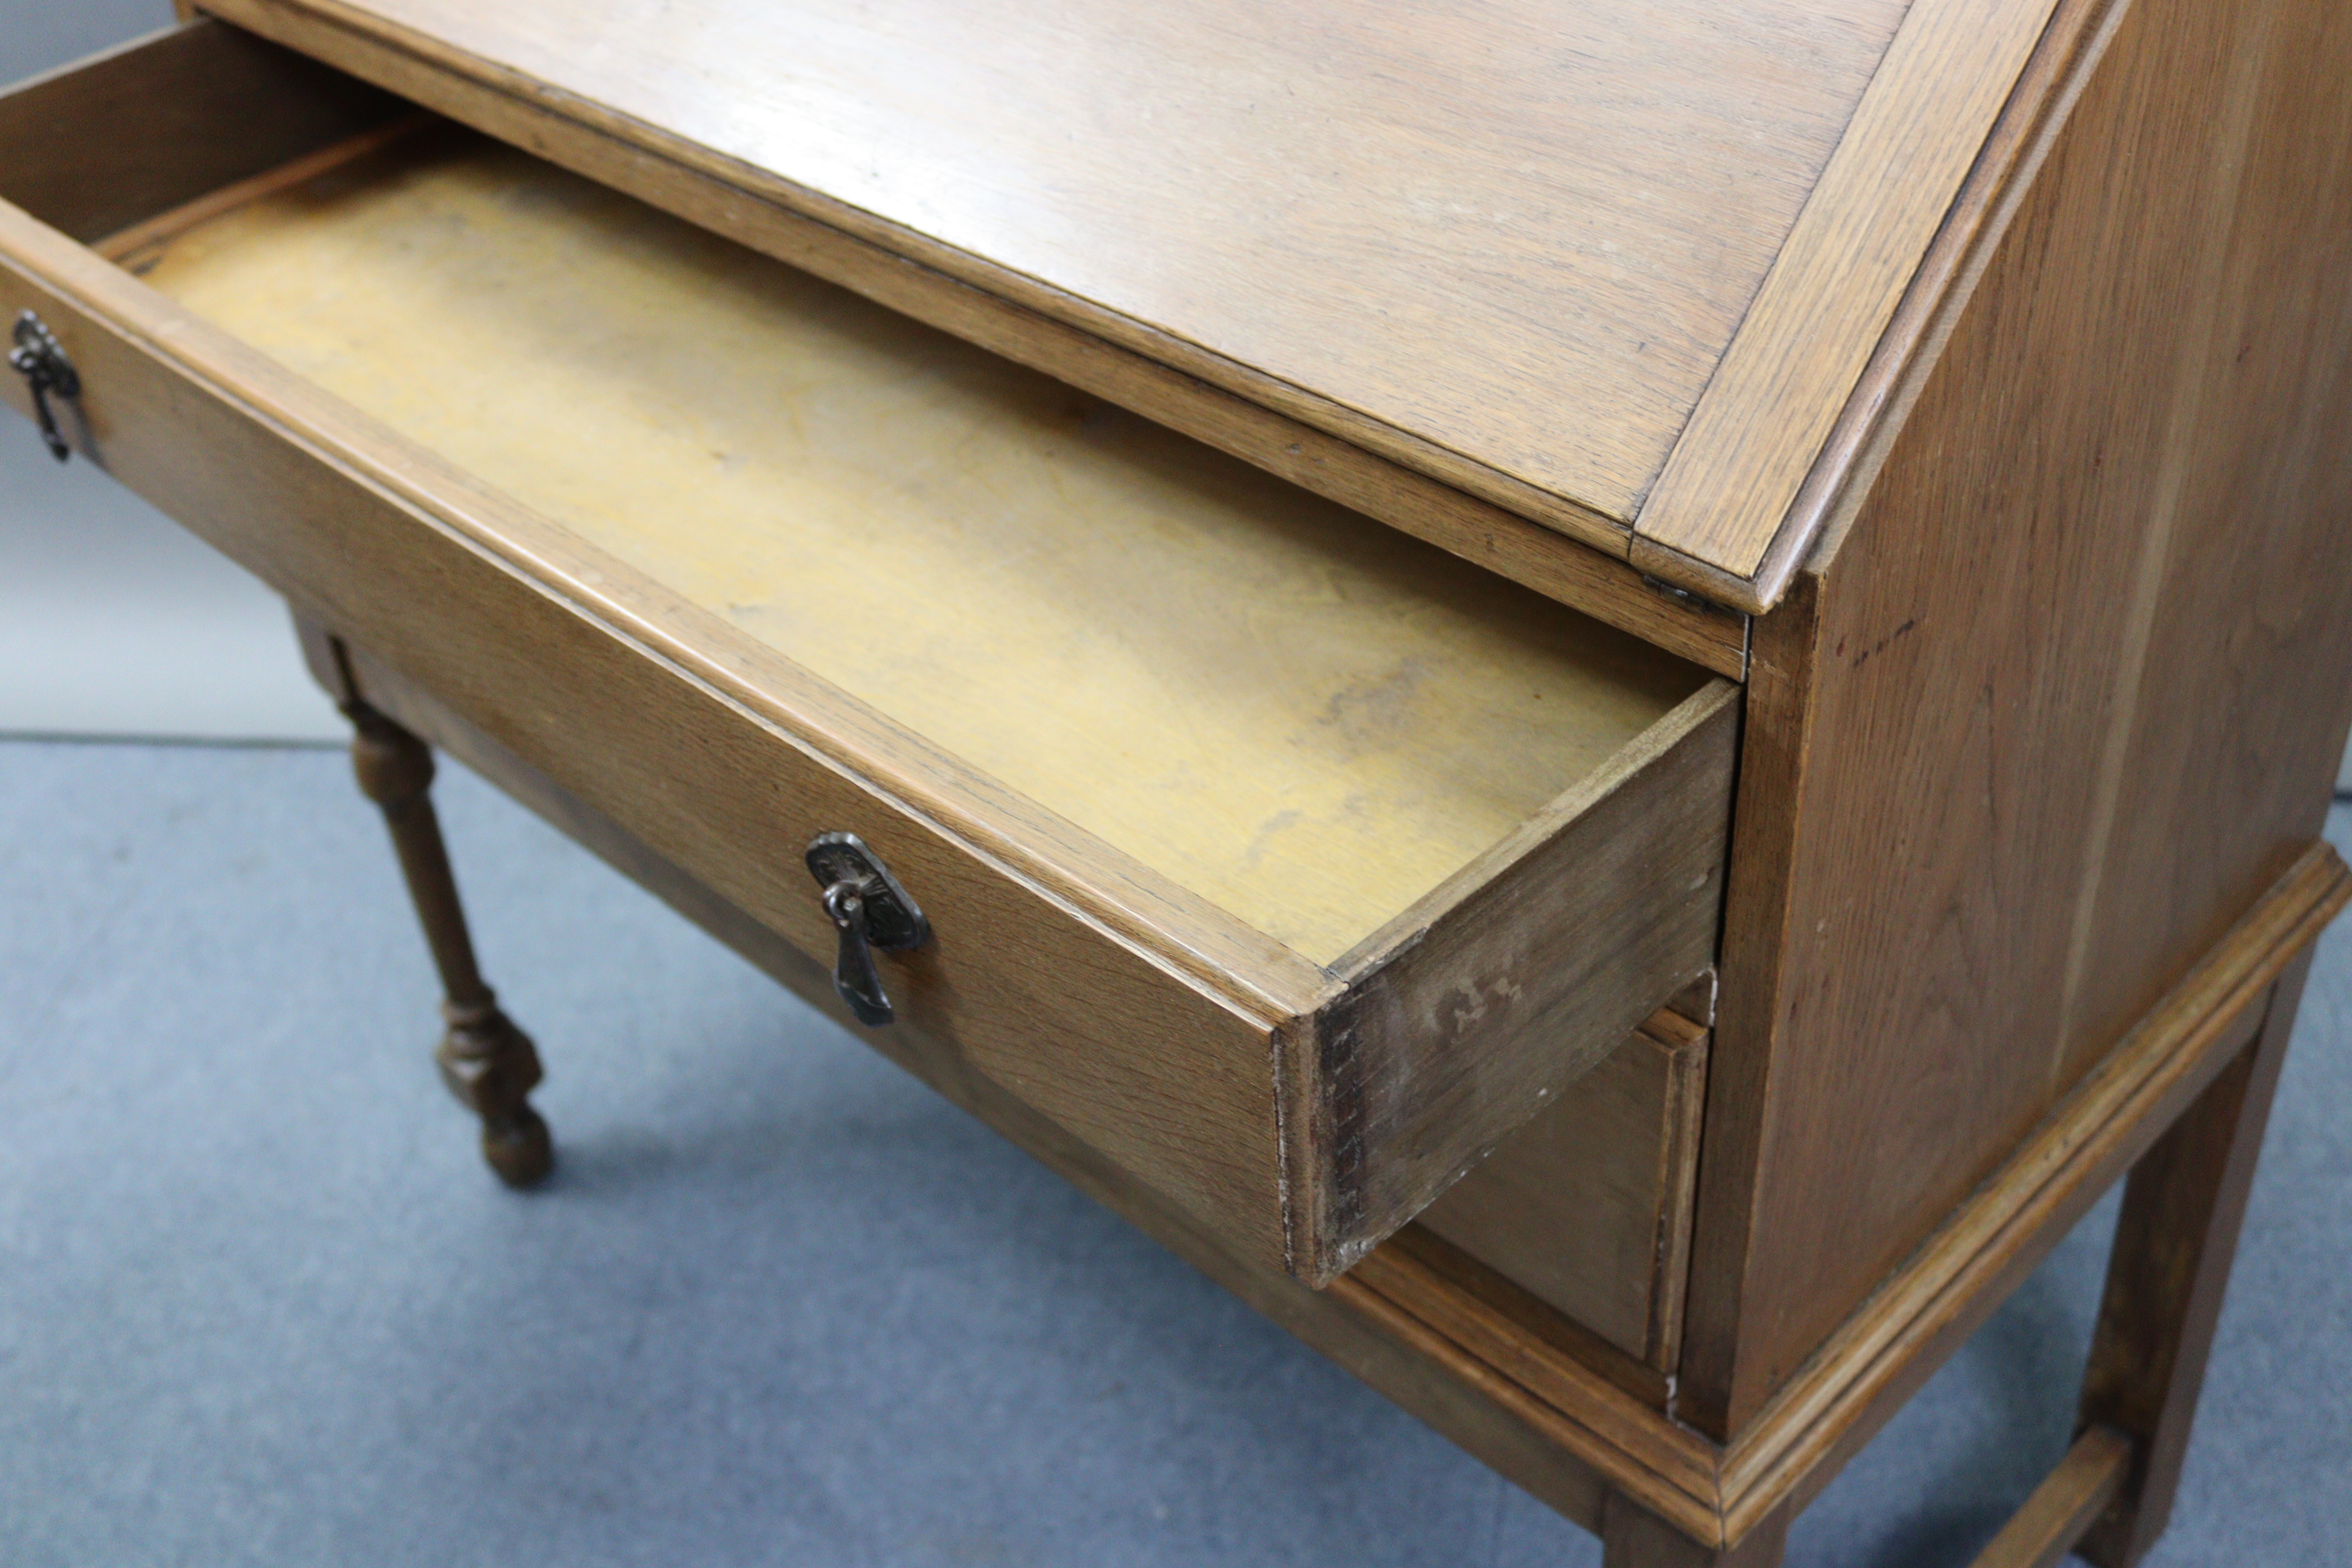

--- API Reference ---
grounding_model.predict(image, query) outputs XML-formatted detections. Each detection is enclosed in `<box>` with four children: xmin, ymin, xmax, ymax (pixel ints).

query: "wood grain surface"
<box><xmin>1711</xmin><ymin>847</ymin><xmax>2346</xmax><ymax>1540</ymax></box>
<box><xmin>194</xmin><ymin>0</ymin><xmax>1903</xmax><ymax>528</ymax></box>
<box><xmin>15</xmin><ymin>7</ymin><xmax>2348</xmax><ymax>1551</ymax></box>
<box><xmin>1678</xmin><ymin>0</ymin><xmax>2352</xmax><ymax>1438</ymax></box>
<box><xmin>0</xmin><ymin>198</ymin><xmax>1325</xmax><ymax>1265</ymax></box>
<box><xmin>1346</xmin><ymin>1242</ymin><xmax>1723</xmax><ymax>1540</ymax></box>
<box><xmin>1305</xmin><ymin>682</ymin><xmax>1734</xmax><ymax>1276</ymax></box>
<box><xmin>122</xmin><ymin>128</ymin><xmax>1713</xmax><ymax>967</ymax></box>
<box><xmin>2075</xmin><ymin>949</ymin><xmax>2311</xmax><ymax>1566</ymax></box>
<box><xmin>1631</xmin><ymin>0</ymin><xmax>2062</xmax><ymax>593</ymax></box>
<box><xmin>0</xmin><ymin>32</ymin><xmax>1737</xmax><ymax>1280</ymax></box>
<box><xmin>298</xmin><ymin>632</ymin><xmax>1648</xmax><ymax>1539</ymax></box>
<box><xmin>1419</xmin><ymin>999</ymin><xmax>1710</xmax><ymax>1366</ymax></box>
<box><xmin>0</xmin><ymin>18</ymin><xmax>394</xmax><ymax>245</ymax></box>
<box><xmin>166</xmin><ymin>7</ymin><xmax>1749</xmax><ymax>674</ymax></box>
<box><xmin>1603</xmin><ymin>1491</ymin><xmax>1788</xmax><ymax>1568</ymax></box>
<box><xmin>337</xmin><ymin>627</ymin><xmax>1709</xmax><ymax>1394</ymax></box>
<box><xmin>1380</xmin><ymin>1226</ymin><xmax>1676</xmax><ymax>1411</ymax></box>
<box><xmin>329</xmin><ymin>628</ymin><xmax>2350</xmax><ymax>1562</ymax></box>
<box><xmin>176</xmin><ymin>0</ymin><xmax>2095</xmax><ymax>612</ymax></box>
<box><xmin>1683</xmin><ymin>0</ymin><xmax>2135</xmax><ymax>612</ymax></box>
<box><xmin>1962</xmin><ymin>1427</ymin><xmax>2130</xmax><ymax>1568</ymax></box>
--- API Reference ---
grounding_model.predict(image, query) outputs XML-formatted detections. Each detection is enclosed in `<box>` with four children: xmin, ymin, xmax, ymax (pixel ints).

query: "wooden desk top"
<box><xmin>198</xmin><ymin>0</ymin><xmax>2070</xmax><ymax>610</ymax></box>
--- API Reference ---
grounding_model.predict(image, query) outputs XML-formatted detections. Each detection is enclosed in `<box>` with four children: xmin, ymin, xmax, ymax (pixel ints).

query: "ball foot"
<box><xmin>481</xmin><ymin>1103</ymin><xmax>555</xmax><ymax>1187</ymax></box>
<box><xmin>436</xmin><ymin>1002</ymin><xmax>555</xmax><ymax>1189</ymax></box>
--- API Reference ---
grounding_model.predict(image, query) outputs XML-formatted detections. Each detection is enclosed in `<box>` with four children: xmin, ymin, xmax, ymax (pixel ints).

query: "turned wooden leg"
<box><xmin>1602</xmin><ymin>1492</ymin><xmax>1787</xmax><ymax>1568</ymax></box>
<box><xmin>346</xmin><ymin>699</ymin><xmax>554</xmax><ymax>1187</ymax></box>
<box><xmin>2071</xmin><ymin>949</ymin><xmax>2310</xmax><ymax>1568</ymax></box>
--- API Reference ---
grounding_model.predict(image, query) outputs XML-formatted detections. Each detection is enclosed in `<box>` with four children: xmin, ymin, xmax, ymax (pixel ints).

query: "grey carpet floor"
<box><xmin>1</xmin><ymin>739</ymin><xmax>2345</xmax><ymax>1566</ymax></box>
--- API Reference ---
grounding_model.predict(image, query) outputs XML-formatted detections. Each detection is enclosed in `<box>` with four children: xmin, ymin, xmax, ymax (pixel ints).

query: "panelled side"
<box><xmin>1681</xmin><ymin>0</ymin><xmax>2352</xmax><ymax>1436</ymax></box>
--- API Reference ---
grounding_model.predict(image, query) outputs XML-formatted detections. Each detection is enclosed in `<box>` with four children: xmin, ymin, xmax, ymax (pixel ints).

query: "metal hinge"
<box><xmin>1641</xmin><ymin>573</ymin><xmax>1726</xmax><ymax>616</ymax></box>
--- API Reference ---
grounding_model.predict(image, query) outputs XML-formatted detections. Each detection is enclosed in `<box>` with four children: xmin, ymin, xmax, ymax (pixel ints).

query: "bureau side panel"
<box><xmin>1681</xmin><ymin>0</ymin><xmax>2352</xmax><ymax>1434</ymax></box>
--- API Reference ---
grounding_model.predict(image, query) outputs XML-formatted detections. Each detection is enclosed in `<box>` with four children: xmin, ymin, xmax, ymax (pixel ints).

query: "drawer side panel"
<box><xmin>1300</xmin><ymin>684</ymin><xmax>1738</xmax><ymax>1281</ymax></box>
<box><xmin>0</xmin><ymin>19</ymin><xmax>397</xmax><ymax>243</ymax></box>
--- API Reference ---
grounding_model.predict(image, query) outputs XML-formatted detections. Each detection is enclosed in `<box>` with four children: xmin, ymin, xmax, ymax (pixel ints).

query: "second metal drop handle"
<box><xmin>806</xmin><ymin>831</ymin><xmax>929</xmax><ymax>1027</ymax></box>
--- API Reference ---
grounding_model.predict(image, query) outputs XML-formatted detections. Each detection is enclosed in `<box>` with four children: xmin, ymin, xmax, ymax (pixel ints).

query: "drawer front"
<box><xmin>0</xmin><ymin>222</ymin><xmax>1298</xmax><ymax>1260</ymax></box>
<box><xmin>0</xmin><ymin>23</ymin><xmax>1740</xmax><ymax>1284</ymax></box>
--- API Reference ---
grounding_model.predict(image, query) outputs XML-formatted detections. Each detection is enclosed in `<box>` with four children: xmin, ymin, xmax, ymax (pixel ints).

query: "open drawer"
<box><xmin>0</xmin><ymin>22</ymin><xmax>1738</xmax><ymax>1283</ymax></box>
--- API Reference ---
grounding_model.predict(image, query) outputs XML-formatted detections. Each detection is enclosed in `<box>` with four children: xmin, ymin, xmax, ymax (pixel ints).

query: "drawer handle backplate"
<box><xmin>806</xmin><ymin>831</ymin><xmax>930</xmax><ymax>1027</ymax></box>
<box><xmin>9</xmin><ymin>311</ymin><xmax>80</xmax><ymax>463</ymax></box>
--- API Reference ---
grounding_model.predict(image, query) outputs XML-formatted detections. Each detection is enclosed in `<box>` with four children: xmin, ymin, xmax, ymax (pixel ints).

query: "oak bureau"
<box><xmin>6</xmin><ymin>0</ymin><xmax>2349</xmax><ymax>1560</ymax></box>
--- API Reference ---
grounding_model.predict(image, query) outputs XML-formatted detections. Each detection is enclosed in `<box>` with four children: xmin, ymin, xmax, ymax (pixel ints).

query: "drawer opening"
<box><xmin>105</xmin><ymin>122</ymin><xmax>1714</xmax><ymax>968</ymax></box>
<box><xmin>0</xmin><ymin>22</ymin><xmax>1739</xmax><ymax>1282</ymax></box>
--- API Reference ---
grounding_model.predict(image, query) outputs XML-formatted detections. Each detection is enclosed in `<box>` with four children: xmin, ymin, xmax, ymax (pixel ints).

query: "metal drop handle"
<box><xmin>806</xmin><ymin>831</ymin><xmax>929</xmax><ymax>1026</ymax></box>
<box><xmin>822</xmin><ymin>880</ymin><xmax>891</xmax><ymax>1025</ymax></box>
<box><xmin>9</xmin><ymin>311</ymin><xmax>80</xmax><ymax>463</ymax></box>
